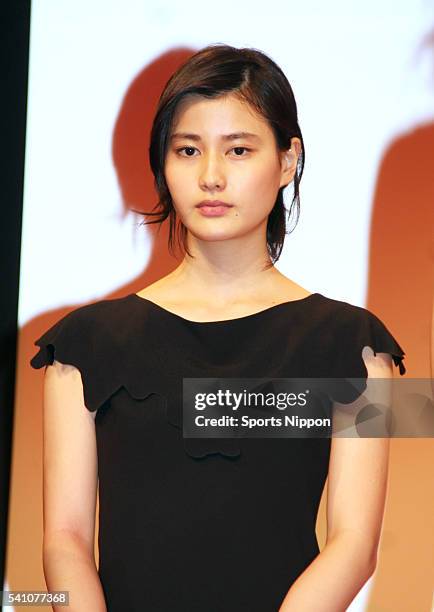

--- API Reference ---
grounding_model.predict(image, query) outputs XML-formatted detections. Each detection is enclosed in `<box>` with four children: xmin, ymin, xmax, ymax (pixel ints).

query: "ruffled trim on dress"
<box><xmin>324</xmin><ymin>304</ymin><xmax>407</xmax><ymax>405</ymax></box>
<box><xmin>30</xmin><ymin>297</ymin><xmax>407</xmax><ymax>458</ymax></box>
<box><xmin>165</xmin><ymin>394</ymin><xmax>241</xmax><ymax>459</ymax></box>
<box><xmin>30</xmin><ymin>308</ymin><xmax>121</xmax><ymax>412</ymax></box>
<box><xmin>355</xmin><ymin>306</ymin><xmax>406</xmax><ymax>376</ymax></box>
<box><xmin>30</xmin><ymin>302</ymin><xmax>241</xmax><ymax>460</ymax></box>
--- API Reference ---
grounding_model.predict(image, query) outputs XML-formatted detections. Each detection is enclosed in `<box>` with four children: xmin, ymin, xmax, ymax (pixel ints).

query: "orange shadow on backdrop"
<box><xmin>7</xmin><ymin>46</ymin><xmax>434</xmax><ymax>611</ymax></box>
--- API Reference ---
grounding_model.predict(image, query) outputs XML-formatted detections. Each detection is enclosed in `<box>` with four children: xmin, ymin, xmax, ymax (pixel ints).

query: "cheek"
<box><xmin>237</xmin><ymin>159</ymin><xmax>280</xmax><ymax>205</ymax></box>
<box><xmin>164</xmin><ymin>162</ymin><xmax>192</xmax><ymax>201</ymax></box>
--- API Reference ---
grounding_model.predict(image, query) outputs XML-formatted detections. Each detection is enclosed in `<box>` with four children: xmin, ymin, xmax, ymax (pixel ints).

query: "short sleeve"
<box><xmin>334</xmin><ymin>304</ymin><xmax>406</xmax><ymax>377</ymax></box>
<box><xmin>30</xmin><ymin>304</ymin><xmax>119</xmax><ymax>412</ymax></box>
<box><xmin>327</xmin><ymin>304</ymin><xmax>407</xmax><ymax>404</ymax></box>
<box><xmin>357</xmin><ymin>308</ymin><xmax>406</xmax><ymax>376</ymax></box>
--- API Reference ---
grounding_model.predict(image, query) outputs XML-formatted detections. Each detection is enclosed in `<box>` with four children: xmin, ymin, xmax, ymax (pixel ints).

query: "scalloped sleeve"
<box><xmin>359</xmin><ymin>308</ymin><xmax>406</xmax><ymax>375</ymax></box>
<box><xmin>30</xmin><ymin>305</ymin><xmax>117</xmax><ymax>412</ymax></box>
<box><xmin>336</xmin><ymin>305</ymin><xmax>407</xmax><ymax>379</ymax></box>
<box><xmin>327</xmin><ymin>304</ymin><xmax>406</xmax><ymax>404</ymax></box>
<box><xmin>325</xmin><ymin>305</ymin><xmax>407</xmax><ymax>405</ymax></box>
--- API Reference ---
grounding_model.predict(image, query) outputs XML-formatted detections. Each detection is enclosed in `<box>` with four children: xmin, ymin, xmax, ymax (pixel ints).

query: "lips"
<box><xmin>197</xmin><ymin>200</ymin><xmax>233</xmax><ymax>208</ymax></box>
<box><xmin>196</xmin><ymin>201</ymin><xmax>233</xmax><ymax>217</ymax></box>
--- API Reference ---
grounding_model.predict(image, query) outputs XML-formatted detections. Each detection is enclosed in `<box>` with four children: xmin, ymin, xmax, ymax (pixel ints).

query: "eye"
<box><xmin>231</xmin><ymin>147</ymin><xmax>251</xmax><ymax>156</ymax></box>
<box><xmin>176</xmin><ymin>146</ymin><xmax>197</xmax><ymax>157</ymax></box>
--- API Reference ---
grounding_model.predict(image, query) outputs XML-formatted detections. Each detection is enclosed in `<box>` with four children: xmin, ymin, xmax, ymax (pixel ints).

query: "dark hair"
<box><xmin>136</xmin><ymin>43</ymin><xmax>305</xmax><ymax>265</ymax></box>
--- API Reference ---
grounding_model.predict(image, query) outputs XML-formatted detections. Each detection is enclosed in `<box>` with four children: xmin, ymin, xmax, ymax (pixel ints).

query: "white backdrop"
<box><xmin>16</xmin><ymin>1</ymin><xmax>434</xmax><ymax>608</ymax></box>
<box><xmin>20</xmin><ymin>0</ymin><xmax>434</xmax><ymax>325</ymax></box>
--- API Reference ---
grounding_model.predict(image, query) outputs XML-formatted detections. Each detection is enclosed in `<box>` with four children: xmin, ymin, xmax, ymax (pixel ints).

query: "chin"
<box><xmin>188</xmin><ymin>227</ymin><xmax>241</xmax><ymax>242</ymax></box>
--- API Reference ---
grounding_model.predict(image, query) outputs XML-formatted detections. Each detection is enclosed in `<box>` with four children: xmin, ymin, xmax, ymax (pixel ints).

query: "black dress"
<box><xmin>30</xmin><ymin>292</ymin><xmax>406</xmax><ymax>612</ymax></box>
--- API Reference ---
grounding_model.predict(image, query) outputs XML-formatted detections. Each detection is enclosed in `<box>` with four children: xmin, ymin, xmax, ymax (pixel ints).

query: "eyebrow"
<box><xmin>169</xmin><ymin>131</ymin><xmax>262</xmax><ymax>142</ymax></box>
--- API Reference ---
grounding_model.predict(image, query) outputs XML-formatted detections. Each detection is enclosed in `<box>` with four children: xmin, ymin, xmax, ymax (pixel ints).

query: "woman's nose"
<box><xmin>199</xmin><ymin>154</ymin><xmax>226</xmax><ymax>190</ymax></box>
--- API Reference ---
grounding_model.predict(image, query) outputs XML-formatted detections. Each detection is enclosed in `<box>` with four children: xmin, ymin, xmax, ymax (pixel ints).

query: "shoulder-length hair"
<box><xmin>137</xmin><ymin>43</ymin><xmax>305</xmax><ymax>265</ymax></box>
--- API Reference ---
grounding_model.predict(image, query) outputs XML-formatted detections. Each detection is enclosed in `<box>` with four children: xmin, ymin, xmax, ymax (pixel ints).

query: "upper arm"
<box><xmin>42</xmin><ymin>359</ymin><xmax>98</xmax><ymax>557</ymax></box>
<box><xmin>326</xmin><ymin>347</ymin><xmax>393</xmax><ymax>562</ymax></box>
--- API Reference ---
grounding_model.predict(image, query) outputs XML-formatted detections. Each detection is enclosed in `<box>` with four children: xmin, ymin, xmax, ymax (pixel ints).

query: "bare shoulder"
<box><xmin>272</xmin><ymin>277</ymin><xmax>313</xmax><ymax>301</ymax></box>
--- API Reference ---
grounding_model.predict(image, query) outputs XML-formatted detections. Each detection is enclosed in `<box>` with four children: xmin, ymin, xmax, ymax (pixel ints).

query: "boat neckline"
<box><xmin>128</xmin><ymin>292</ymin><xmax>322</xmax><ymax>325</ymax></box>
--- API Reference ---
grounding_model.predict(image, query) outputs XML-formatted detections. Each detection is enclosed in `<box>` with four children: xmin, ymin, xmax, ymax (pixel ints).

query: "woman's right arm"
<box><xmin>42</xmin><ymin>360</ymin><xmax>107</xmax><ymax>611</ymax></box>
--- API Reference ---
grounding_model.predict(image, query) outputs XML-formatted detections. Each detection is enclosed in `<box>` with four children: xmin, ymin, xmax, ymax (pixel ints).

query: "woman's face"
<box><xmin>164</xmin><ymin>93</ymin><xmax>301</xmax><ymax>245</ymax></box>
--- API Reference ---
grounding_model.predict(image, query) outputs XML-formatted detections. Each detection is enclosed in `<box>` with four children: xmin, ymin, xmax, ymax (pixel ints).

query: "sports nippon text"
<box><xmin>183</xmin><ymin>377</ymin><xmax>335</xmax><ymax>439</ymax></box>
<box><xmin>193</xmin><ymin>387</ymin><xmax>325</xmax><ymax>430</ymax></box>
<box><xmin>182</xmin><ymin>377</ymin><xmax>434</xmax><ymax>439</ymax></box>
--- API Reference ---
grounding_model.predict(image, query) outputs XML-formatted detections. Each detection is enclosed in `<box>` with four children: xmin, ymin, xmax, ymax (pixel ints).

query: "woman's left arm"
<box><xmin>278</xmin><ymin>349</ymin><xmax>393</xmax><ymax>612</ymax></box>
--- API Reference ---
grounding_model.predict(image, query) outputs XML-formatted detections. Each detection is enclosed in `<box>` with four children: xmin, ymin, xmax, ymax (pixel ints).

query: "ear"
<box><xmin>279</xmin><ymin>137</ymin><xmax>302</xmax><ymax>188</ymax></box>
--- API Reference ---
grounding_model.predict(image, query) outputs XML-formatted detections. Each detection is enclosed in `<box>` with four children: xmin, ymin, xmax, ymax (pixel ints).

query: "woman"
<box><xmin>31</xmin><ymin>44</ymin><xmax>406</xmax><ymax>611</ymax></box>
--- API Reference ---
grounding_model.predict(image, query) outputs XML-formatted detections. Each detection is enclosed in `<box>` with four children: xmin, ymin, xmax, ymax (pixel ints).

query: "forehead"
<box><xmin>170</xmin><ymin>94</ymin><xmax>271</xmax><ymax>139</ymax></box>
